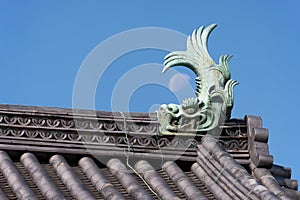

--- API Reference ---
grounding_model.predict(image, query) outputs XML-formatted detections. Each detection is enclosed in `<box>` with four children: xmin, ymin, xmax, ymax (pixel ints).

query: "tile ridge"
<box><xmin>246</xmin><ymin>116</ymin><xmax>296</xmax><ymax>199</ymax></box>
<box><xmin>198</xmin><ymin>134</ymin><xmax>280</xmax><ymax>200</ymax></box>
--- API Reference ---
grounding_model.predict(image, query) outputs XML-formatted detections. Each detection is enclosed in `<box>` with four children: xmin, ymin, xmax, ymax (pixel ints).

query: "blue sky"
<box><xmin>1</xmin><ymin>1</ymin><xmax>300</xmax><ymax>182</ymax></box>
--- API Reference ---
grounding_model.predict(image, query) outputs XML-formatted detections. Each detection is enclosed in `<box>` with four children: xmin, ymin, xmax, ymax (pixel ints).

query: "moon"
<box><xmin>168</xmin><ymin>73</ymin><xmax>191</xmax><ymax>92</ymax></box>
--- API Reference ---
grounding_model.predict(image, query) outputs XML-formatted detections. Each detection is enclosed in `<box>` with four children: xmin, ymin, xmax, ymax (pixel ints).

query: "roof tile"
<box><xmin>0</xmin><ymin>151</ymin><xmax>38</xmax><ymax>200</ymax></box>
<box><xmin>0</xmin><ymin>105</ymin><xmax>298</xmax><ymax>199</ymax></box>
<box><xmin>79</xmin><ymin>157</ymin><xmax>124</xmax><ymax>200</ymax></box>
<box><xmin>20</xmin><ymin>152</ymin><xmax>65</xmax><ymax>200</ymax></box>
<box><xmin>135</xmin><ymin>160</ymin><xmax>182</xmax><ymax>200</ymax></box>
<box><xmin>162</xmin><ymin>160</ymin><xmax>207</xmax><ymax>200</ymax></box>
<box><xmin>107</xmin><ymin>158</ymin><xmax>153</xmax><ymax>200</ymax></box>
<box><xmin>49</xmin><ymin>155</ymin><xmax>95</xmax><ymax>200</ymax></box>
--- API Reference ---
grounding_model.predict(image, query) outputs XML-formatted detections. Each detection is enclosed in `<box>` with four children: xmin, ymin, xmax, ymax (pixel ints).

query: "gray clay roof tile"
<box><xmin>0</xmin><ymin>105</ymin><xmax>298</xmax><ymax>199</ymax></box>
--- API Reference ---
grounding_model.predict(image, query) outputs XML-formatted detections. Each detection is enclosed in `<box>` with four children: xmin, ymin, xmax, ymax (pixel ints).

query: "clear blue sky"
<box><xmin>1</xmin><ymin>1</ymin><xmax>299</xmax><ymax>182</ymax></box>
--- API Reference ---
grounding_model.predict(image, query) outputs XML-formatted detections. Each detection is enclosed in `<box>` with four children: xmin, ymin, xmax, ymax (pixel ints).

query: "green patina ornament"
<box><xmin>157</xmin><ymin>24</ymin><xmax>238</xmax><ymax>135</ymax></box>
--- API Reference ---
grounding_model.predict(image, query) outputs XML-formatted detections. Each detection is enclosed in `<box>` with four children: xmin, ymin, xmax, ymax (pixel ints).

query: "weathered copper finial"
<box><xmin>157</xmin><ymin>24</ymin><xmax>238</xmax><ymax>135</ymax></box>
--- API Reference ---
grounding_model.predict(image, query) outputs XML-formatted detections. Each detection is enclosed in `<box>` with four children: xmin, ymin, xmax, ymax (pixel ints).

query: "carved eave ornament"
<box><xmin>157</xmin><ymin>24</ymin><xmax>238</xmax><ymax>135</ymax></box>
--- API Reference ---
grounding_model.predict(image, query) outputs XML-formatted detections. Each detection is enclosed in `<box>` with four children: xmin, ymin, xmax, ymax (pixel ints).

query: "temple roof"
<box><xmin>0</xmin><ymin>104</ymin><xmax>299</xmax><ymax>200</ymax></box>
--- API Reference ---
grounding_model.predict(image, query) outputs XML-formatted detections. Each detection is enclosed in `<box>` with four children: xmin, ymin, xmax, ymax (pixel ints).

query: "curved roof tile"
<box><xmin>0</xmin><ymin>104</ymin><xmax>298</xmax><ymax>199</ymax></box>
